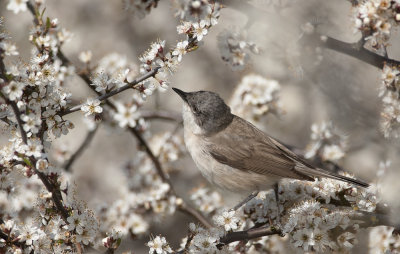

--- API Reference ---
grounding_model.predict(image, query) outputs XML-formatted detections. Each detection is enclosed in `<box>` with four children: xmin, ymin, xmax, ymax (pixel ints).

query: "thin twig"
<box><xmin>232</xmin><ymin>191</ymin><xmax>259</xmax><ymax>211</ymax></box>
<box><xmin>128</xmin><ymin>127</ymin><xmax>172</xmax><ymax>185</ymax></box>
<box><xmin>63</xmin><ymin>125</ymin><xmax>99</xmax><ymax>172</ymax></box>
<box><xmin>140</xmin><ymin>109</ymin><xmax>182</xmax><ymax>122</ymax></box>
<box><xmin>60</xmin><ymin>68</ymin><xmax>160</xmax><ymax>116</ymax></box>
<box><xmin>7</xmin><ymin>99</ymin><xmax>28</xmax><ymax>144</ymax></box>
<box><xmin>179</xmin><ymin>203</ymin><xmax>213</xmax><ymax>229</ymax></box>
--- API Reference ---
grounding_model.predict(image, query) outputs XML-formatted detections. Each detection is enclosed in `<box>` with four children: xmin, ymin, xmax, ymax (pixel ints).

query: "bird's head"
<box><xmin>172</xmin><ymin>88</ymin><xmax>233</xmax><ymax>135</ymax></box>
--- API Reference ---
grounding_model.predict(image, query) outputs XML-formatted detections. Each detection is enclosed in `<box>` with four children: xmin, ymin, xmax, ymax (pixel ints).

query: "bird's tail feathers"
<box><xmin>297</xmin><ymin>166</ymin><xmax>370</xmax><ymax>188</ymax></box>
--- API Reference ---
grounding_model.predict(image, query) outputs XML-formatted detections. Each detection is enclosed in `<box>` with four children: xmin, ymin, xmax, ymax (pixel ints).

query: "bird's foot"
<box><xmin>230</xmin><ymin>191</ymin><xmax>259</xmax><ymax>211</ymax></box>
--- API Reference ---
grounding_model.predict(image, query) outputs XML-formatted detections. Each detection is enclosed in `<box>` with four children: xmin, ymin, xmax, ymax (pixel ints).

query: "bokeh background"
<box><xmin>1</xmin><ymin>0</ymin><xmax>400</xmax><ymax>252</ymax></box>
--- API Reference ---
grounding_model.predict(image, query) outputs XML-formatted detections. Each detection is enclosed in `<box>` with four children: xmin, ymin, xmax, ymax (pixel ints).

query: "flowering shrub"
<box><xmin>0</xmin><ymin>0</ymin><xmax>400</xmax><ymax>254</ymax></box>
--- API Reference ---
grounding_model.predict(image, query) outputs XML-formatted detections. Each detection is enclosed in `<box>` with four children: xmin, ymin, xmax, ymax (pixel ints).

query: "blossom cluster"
<box><xmin>217</xmin><ymin>29</ymin><xmax>260</xmax><ymax>71</ymax></box>
<box><xmin>136</xmin><ymin>2</ymin><xmax>221</xmax><ymax>99</ymax></box>
<box><xmin>230</xmin><ymin>74</ymin><xmax>282</xmax><ymax>122</ymax></box>
<box><xmin>90</xmin><ymin>53</ymin><xmax>139</xmax><ymax>94</ymax></box>
<box><xmin>353</xmin><ymin>0</ymin><xmax>400</xmax><ymax>49</ymax></box>
<box><xmin>0</xmin><ymin>178</ymin><xmax>99</xmax><ymax>253</ymax></box>
<box><xmin>369</xmin><ymin>226</ymin><xmax>400</xmax><ymax>253</ymax></box>
<box><xmin>174</xmin><ymin>0</ymin><xmax>220</xmax><ymax>23</ymax></box>
<box><xmin>379</xmin><ymin>63</ymin><xmax>400</xmax><ymax>138</ymax></box>
<box><xmin>152</xmin><ymin>175</ymin><xmax>378</xmax><ymax>253</ymax></box>
<box><xmin>123</xmin><ymin>0</ymin><xmax>160</xmax><ymax>19</ymax></box>
<box><xmin>304</xmin><ymin>121</ymin><xmax>347</xmax><ymax>162</ymax></box>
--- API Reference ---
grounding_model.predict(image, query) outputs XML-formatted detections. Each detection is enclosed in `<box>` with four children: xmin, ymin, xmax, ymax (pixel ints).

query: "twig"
<box><xmin>60</xmin><ymin>68</ymin><xmax>160</xmax><ymax>116</ymax></box>
<box><xmin>231</xmin><ymin>191</ymin><xmax>259</xmax><ymax>211</ymax></box>
<box><xmin>26</xmin><ymin>1</ymin><xmax>39</xmax><ymax>25</ymax></box>
<box><xmin>0</xmin><ymin>229</ymin><xmax>27</xmax><ymax>249</ymax></box>
<box><xmin>63</xmin><ymin>125</ymin><xmax>99</xmax><ymax>171</ymax></box>
<box><xmin>320</xmin><ymin>36</ymin><xmax>400</xmax><ymax>69</ymax></box>
<box><xmin>219</xmin><ymin>226</ymin><xmax>282</xmax><ymax>246</ymax></box>
<box><xmin>128</xmin><ymin>126</ymin><xmax>212</xmax><ymax>228</ymax></box>
<box><xmin>179</xmin><ymin>203</ymin><xmax>213</xmax><ymax>229</ymax></box>
<box><xmin>6</xmin><ymin>99</ymin><xmax>28</xmax><ymax>144</ymax></box>
<box><xmin>140</xmin><ymin>109</ymin><xmax>182</xmax><ymax>122</ymax></box>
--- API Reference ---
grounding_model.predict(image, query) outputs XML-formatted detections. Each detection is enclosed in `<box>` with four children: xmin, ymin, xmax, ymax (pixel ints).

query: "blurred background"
<box><xmin>1</xmin><ymin>0</ymin><xmax>400</xmax><ymax>252</ymax></box>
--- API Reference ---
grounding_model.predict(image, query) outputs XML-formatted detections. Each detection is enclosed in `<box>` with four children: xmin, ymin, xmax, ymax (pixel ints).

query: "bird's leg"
<box><xmin>231</xmin><ymin>191</ymin><xmax>259</xmax><ymax>211</ymax></box>
<box><xmin>273</xmin><ymin>183</ymin><xmax>282</xmax><ymax>229</ymax></box>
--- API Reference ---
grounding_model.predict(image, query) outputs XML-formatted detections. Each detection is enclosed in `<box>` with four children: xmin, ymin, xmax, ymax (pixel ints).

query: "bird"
<box><xmin>172</xmin><ymin>87</ymin><xmax>369</xmax><ymax>197</ymax></box>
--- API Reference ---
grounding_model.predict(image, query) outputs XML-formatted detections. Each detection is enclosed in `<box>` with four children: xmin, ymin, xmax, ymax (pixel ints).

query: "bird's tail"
<box><xmin>297</xmin><ymin>166</ymin><xmax>370</xmax><ymax>188</ymax></box>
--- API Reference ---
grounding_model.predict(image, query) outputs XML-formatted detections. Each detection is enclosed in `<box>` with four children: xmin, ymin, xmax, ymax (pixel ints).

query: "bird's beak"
<box><xmin>172</xmin><ymin>87</ymin><xmax>188</xmax><ymax>102</ymax></box>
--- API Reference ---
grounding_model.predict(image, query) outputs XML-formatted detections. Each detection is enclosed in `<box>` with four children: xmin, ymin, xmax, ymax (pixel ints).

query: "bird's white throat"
<box><xmin>182</xmin><ymin>103</ymin><xmax>205</xmax><ymax>135</ymax></box>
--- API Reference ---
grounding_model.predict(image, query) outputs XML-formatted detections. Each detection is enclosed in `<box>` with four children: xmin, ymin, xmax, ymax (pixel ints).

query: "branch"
<box><xmin>60</xmin><ymin>68</ymin><xmax>160</xmax><ymax>116</ymax></box>
<box><xmin>0</xmin><ymin>58</ymin><xmax>69</xmax><ymax>222</ymax></box>
<box><xmin>319</xmin><ymin>36</ymin><xmax>400</xmax><ymax>69</ymax></box>
<box><xmin>219</xmin><ymin>227</ymin><xmax>282</xmax><ymax>246</ymax></box>
<box><xmin>128</xmin><ymin>126</ymin><xmax>212</xmax><ymax>228</ymax></box>
<box><xmin>0</xmin><ymin>229</ymin><xmax>27</xmax><ymax>249</ymax></box>
<box><xmin>63</xmin><ymin>125</ymin><xmax>99</xmax><ymax>172</ymax></box>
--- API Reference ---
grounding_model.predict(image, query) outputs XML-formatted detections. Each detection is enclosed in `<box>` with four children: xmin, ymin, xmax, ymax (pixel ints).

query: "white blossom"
<box><xmin>79</xmin><ymin>50</ymin><xmax>92</xmax><ymax>63</ymax></box>
<box><xmin>230</xmin><ymin>74</ymin><xmax>282</xmax><ymax>122</ymax></box>
<box><xmin>214</xmin><ymin>210</ymin><xmax>239</xmax><ymax>231</ymax></box>
<box><xmin>7</xmin><ymin>0</ymin><xmax>28</xmax><ymax>14</ymax></box>
<box><xmin>172</xmin><ymin>40</ymin><xmax>188</xmax><ymax>62</ymax></box>
<box><xmin>0</xmin><ymin>41</ymin><xmax>19</xmax><ymax>56</ymax></box>
<box><xmin>192</xmin><ymin>20</ymin><xmax>208</xmax><ymax>41</ymax></box>
<box><xmin>147</xmin><ymin>236</ymin><xmax>172</xmax><ymax>254</ymax></box>
<box><xmin>81</xmin><ymin>98</ymin><xmax>103</xmax><ymax>117</ymax></box>
<box><xmin>2</xmin><ymin>81</ymin><xmax>25</xmax><ymax>101</ymax></box>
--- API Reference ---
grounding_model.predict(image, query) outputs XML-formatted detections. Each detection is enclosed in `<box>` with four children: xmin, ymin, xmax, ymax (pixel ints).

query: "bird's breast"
<box><xmin>183</xmin><ymin>127</ymin><xmax>278</xmax><ymax>193</ymax></box>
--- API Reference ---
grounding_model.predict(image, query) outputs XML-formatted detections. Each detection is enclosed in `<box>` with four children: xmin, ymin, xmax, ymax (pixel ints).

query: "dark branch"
<box><xmin>128</xmin><ymin>127</ymin><xmax>172</xmax><ymax>185</ymax></box>
<box><xmin>63</xmin><ymin>125</ymin><xmax>99</xmax><ymax>172</ymax></box>
<box><xmin>7</xmin><ymin>100</ymin><xmax>28</xmax><ymax>144</ymax></box>
<box><xmin>219</xmin><ymin>227</ymin><xmax>282</xmax><ymax>246</ymax></box>
<box><xmin>321</xmin><ymin>36</ymin><xmax>400</xmax><ymax>69</ymax></box>
<box><xmin>0</xmin><ymin>229</ymin><xmax>26</xmax><ymax>249</ymax></box>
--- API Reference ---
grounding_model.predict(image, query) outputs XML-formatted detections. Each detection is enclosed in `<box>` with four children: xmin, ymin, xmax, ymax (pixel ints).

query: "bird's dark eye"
<box><xmin>192</xmin><ymin>106</ymin><xmax>200</xmax><ymax>115</ymax></box>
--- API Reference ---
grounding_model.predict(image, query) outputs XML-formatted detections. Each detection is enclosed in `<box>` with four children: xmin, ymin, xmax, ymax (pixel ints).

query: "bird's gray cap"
<box><xmin>172</xmin><ymin>88</ymin><xmax>234</xmax><ymax>134</ymax></box>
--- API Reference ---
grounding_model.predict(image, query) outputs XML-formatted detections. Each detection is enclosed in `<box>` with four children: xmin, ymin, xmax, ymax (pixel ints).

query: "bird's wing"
<box><xmin>206</xmin><ymin>116</ymin><xmax>314</xmax><ymax>181</ymax></box>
